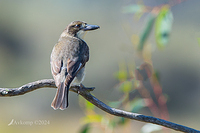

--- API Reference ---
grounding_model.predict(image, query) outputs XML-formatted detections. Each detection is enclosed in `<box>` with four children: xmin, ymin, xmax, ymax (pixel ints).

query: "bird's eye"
<box><xmin>75</xmin><ymin>24</ymin><xmax>81</xmax><ymax>28</ymax></box>
<box><xmin>83</xmin><ymin>23</ymin><xmax>87</xmax><ymax>27</ymax></box>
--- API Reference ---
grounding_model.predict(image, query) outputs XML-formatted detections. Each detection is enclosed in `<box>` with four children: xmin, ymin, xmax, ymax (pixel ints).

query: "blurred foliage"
<box><xmin>123</xmin><ymin>4</ymin><xmax>173</xmax><ymax>51</ymax></box>
<box><xmin>122</xmin><ymin>4</ymin><xmax>144</xmax><ymax>14</ymax></box>
<box><xmin>138</xmin><ymin>14</ymin><xmax>155</xmax><ymax>51</ymax></box>
<box><xmin>155</xmin><ymin>6</ymin><xmax>173</xmax><ymax>49</ymax></box>
<box><xmin>135</xmin><ymin>62</ymin><xmax>153</xmax><ymax>81</ymax></box>
<box><xmin>115</xmin><ymin>63</ymin><xmax>128</xmax><ymax>82</ymax></box>
<box><xmin>141</xmin><ymin>123</ymin><xmax>162</xmax><ymax>133</ymax></box>
<box><xmin>80</xmin><ymin>124</ymin><xmax>91</xmax><ymax>133</ymax></box>
<box><xmin>79</xmin><ymin>60</ymin><xmax>168</xmax><ymax>132</ymax></box>
<box><xmin>77</xmin><ymin>0</ymin><xmax>181</xmax><ymax>132</ymax></box>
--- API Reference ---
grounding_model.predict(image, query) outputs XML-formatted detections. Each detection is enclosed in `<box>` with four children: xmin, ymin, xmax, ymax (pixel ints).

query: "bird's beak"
<box><xmin>83</xmin><ymin>24</ymin><xmax>100</xmax><ymax>31</ymax></box>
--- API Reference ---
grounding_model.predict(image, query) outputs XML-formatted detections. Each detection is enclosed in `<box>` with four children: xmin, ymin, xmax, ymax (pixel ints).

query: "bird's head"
<box><xmin>65</xmin><ymin>21</ymin><xmax>100</xmax><ymax>39</ymax></box>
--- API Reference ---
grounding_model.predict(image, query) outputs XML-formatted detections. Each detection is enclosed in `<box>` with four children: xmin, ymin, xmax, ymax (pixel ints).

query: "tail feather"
<box><xmin>60</xmin><ymin>85</ymin><xmax>69</xmax><ymax>110</ymax></box>
<box><xmin>51</xmin><ymin>82</ymin><xmax>68</xmax><ymax>110</ymax></box>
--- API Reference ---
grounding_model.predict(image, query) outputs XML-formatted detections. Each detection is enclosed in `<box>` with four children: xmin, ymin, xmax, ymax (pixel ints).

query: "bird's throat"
<box><xmin>76</xmin><ymin>30</ymin><xmax>87</xmax><ymax>39</ymax></box>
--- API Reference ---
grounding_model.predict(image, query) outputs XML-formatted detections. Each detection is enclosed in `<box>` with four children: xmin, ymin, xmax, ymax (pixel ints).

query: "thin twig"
<box><xmin>0</xmin><ymin>79</ymin><xmax>199</xmax><ymax>133</ymax></box>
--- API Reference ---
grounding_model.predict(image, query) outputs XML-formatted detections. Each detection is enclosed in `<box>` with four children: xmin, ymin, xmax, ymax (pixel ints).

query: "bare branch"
<box><xmin>0</xmin><ymin>79</ymin><xmax>199</xmax><ymax>133</ymax></box>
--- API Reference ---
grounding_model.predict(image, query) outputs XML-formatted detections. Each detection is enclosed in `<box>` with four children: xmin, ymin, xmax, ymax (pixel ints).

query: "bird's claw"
<box><xmin>77</xmin><ymin>84</ymin><xmax>84</xmax><ymax>95</ymax></box>
<box><xmin>76</xmin><ymin>84</ymin><xmax>95</xmax><ymax>95</ymax></box>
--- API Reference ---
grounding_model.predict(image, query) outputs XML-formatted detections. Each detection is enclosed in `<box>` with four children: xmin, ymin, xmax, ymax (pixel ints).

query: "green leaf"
<box><xmin>115</xmin><ymin>68</ymin><xmax>128</xmax><ymax>81</ymax></box>
<box><xmin>120</xmin><ymin>81</ymin><xmax>132</xmax><ymax>93</ymax></box>
<box><xmin>122</xmin><ymin>4</ymin><xmax>144</xmax><ymax>14</ymax></box>
<box><xmin>138</xmin><ymin>14</ymin><xmax>156</xmax><ymax>51</ymax></box>
<box><xmin>118</xmin><ymin>117</ymin><xmax>127</xmax><ymax>125</ymax></box>
<box><xmin>155</xmin><ymin>6</ymin><xmax>173</xmax><ymax>49</ymax></box>
<box><xmin>153</xmin><ymin>70</ymin><xmax>160</xmax><ymax>81</ymax></box>
<box><xmin>82</xmin><ymin>114</ymin><xmax>103</xmax><ymax>124</ymax></box>
<box><xmin>130</xmin><ymin>98</ymin><xmax>145</xmax><ymax>113</ymax></box>
<box><xmin>79</xmin><ymin>124</ymin><xmax>90</xmax><ymax>133</ymax></box>
<box><xmin>85</xmin><ymin>100</ymin><xmax>95</xmax><ymax>110</ymax></box>
<box><xmin>115</xmin><ymin>62</ymin><xmax>129</xmax><ymax>81</ymax></box>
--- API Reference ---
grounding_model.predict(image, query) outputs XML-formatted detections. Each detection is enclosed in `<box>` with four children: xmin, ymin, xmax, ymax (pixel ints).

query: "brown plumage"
<box><xmin>50</xmin><ymin>21</ymin><xmax>99</xmax><ymax>110</ymax></box>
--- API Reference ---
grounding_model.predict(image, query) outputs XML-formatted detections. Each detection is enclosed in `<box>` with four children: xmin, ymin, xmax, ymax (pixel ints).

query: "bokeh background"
<box><xmin>0</xmin><ymin>0</ymin><xmax>200</xmax><ymax>132</ymax></box>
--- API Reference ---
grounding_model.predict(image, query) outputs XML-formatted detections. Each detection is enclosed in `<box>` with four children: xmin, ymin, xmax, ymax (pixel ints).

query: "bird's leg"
<box><xmin>80</xmin><ymin>83</ymin><xmax>85</xmax><ymax>89</ymax></box>
<box><xmin>76</xmin><ymin>84</ymin><xmax>85</xmax><ymax>95</ymax></box>
<box><xmin>77</xmin><ymin>84</ymin><xmax>85</xmax><ymax>95</ymax></box>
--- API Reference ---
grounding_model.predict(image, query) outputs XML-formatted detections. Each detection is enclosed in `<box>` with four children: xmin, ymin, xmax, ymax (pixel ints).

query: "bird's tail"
<box><xmin>51</xmin><ymin>82</ymin><xmax>69</xmax><ymax>110</ymax></box>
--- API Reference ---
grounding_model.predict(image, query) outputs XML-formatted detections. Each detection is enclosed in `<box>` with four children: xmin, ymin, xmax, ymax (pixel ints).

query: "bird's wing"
<box><xmin>67</xmin><ymin>58</ymin><xmax>85</xmax><ymax>79</ymax></box>
<box><xmin>51</xmin><ymin>59</ymin><xmax>62</xmax><ymax>76</ymax></box>
<box><xmin>51</xmin><ymin>57</ymin><xmax>84</xmax><ymax>82</ymax></box>
<box><xmin>67</xmin><ymin>40</ymin><xmax>89</xmax><ymax>78</ymax></box>
<box><xmin>51</xmin><ymin>58</ymin><xmax>63</xmax><ymax>86</ymax></box>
